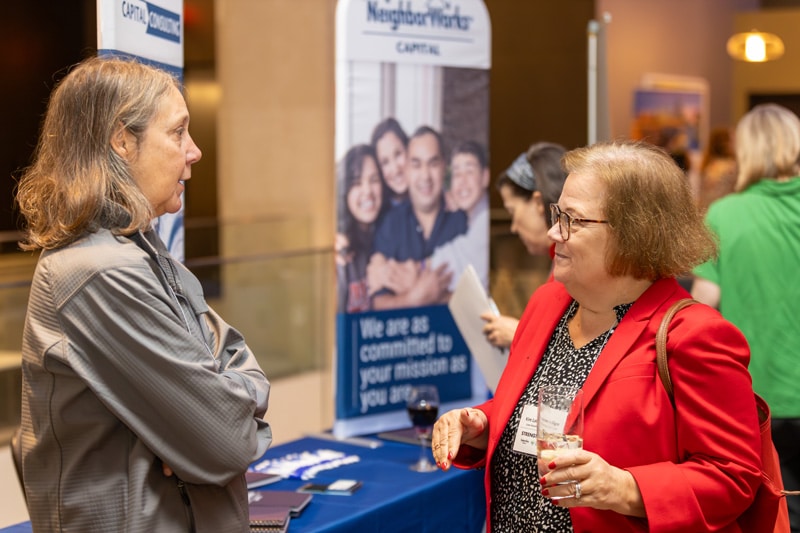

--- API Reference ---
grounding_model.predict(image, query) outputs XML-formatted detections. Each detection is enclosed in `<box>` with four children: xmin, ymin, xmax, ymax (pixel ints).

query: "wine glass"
<box><xmin>406</xmin><ymin>384</ymin><xmax>440</xmax><ymax>472</ymax></box>
<box><xmin>536</xmin><ymin>385</ymin><xmax>584</xmax><ymax>496</ymax></box>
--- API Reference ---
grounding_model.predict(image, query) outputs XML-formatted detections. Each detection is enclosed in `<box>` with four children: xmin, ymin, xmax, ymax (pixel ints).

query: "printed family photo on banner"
<box><xmin>333</xmin><ymin>0</ymin><xmax>492</xmax><ymax>438</ymax></box>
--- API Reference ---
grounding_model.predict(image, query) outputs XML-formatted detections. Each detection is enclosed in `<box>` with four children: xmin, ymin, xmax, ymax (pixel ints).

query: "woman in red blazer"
<box><xmin>432</xmin><ymin>140</ymin><xmax>762</xmax><ymax>532</ymax></box>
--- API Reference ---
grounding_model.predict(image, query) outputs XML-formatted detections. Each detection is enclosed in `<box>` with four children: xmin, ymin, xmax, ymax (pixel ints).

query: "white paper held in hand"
<box><xmin>488</xmin><ymin>297</ymin><xmax>501</xmax><ymax>316</ymax></box>
<box><xmin>447</xmin><ymin>265</ymin><xmax>508</xmax><ymax>394</ymax></box>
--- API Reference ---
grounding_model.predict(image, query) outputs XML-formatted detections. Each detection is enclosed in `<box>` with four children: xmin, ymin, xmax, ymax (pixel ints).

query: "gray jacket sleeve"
<box><xmin>57</xmin><ymin>259</ymin><xmax>272</xmax><ymax>486</ymax></box>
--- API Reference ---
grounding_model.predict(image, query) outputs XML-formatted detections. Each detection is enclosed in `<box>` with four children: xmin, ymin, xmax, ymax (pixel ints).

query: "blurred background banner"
<box><xmin>333</xmin><ymin>0</ymin><xmax>492</xmax><ymax>438</ymax></box>
<box><xmin>97</xmin><ymin>0</ymin><xmax>186</xmax><ymax>261</ymax></box>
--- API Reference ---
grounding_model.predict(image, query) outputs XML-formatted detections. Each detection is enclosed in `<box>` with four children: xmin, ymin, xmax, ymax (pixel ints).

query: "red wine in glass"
<box><xmin>406</xmin><ymin>385</ymin><xmax>440</xmax><ymax>472</ymax></box>
<box><xmin>407</xmin><ymin>404</ymin><xmax>439</xmax><ymax>432</ymax></box>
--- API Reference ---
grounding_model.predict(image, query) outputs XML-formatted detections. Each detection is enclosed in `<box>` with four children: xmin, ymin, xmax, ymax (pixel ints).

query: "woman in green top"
<box><xmin>692</xmin><ymin>103</ymin><xmax>800</xmax><ymax>531</ymax></box>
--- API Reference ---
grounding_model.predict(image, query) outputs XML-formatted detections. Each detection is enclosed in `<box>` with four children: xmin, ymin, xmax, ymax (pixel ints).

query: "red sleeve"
<box><xmin>629</xmin><ymin>306</ymin><xmax>761</xmax><ymax>532</ymax></box>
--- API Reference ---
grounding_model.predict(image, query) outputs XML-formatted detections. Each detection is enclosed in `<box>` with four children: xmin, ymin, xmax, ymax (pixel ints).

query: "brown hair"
<box><xmin>562</xmin><ymin>140</ymin><xmax>717</xmax><ymax>280</ymax></box>
<box><xmin>16</xmin><ymin>56</ymin><xmax>181</xmax><ymax>251</ymax></box>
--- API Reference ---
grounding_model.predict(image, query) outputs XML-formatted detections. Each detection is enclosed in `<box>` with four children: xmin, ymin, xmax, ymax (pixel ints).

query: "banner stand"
<box><xmin>333</xmin><ymin>0</ymin><xmax>492</xmax><ymax>439</ymax></box>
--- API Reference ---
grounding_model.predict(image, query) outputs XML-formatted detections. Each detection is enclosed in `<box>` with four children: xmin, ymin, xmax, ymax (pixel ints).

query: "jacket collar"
<box><xmin>580</xmin><ymin>278</ymin><xmax>683</xmax><ymax>411</ymax></box>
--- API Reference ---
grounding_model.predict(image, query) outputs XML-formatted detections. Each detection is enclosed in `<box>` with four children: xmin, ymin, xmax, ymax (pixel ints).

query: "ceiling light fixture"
<box><xmin>727</xmin><ymin>30</ymin><xmax>785</xmax><ymax>62</ymax></box>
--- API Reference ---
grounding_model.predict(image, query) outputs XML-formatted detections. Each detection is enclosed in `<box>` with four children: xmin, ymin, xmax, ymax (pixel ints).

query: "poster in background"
<box><xmin>97</xmin><ymin>0</ymin><xmax>186</xmax><ymax>260</ymax></box>
<box><xmin>630</xmin><ymin>74</ymin><xmax>709</xmax><ymax>180</ymax></box>
<box><xmin>334</xmin><ymin>0</ymin><xmax>492</xmax><ymax>438</ymax></box>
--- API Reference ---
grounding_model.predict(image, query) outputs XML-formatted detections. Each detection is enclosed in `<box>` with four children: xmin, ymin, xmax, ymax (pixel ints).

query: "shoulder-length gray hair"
<box><xmin>735</xmin><ymin>103</ymin><xmax>800</xmax><ymax>192</ymax></box>
<box><xmin>16</xmin><ymin>56</ymin><xmax>180</xmax><ymax>251</ymax></box>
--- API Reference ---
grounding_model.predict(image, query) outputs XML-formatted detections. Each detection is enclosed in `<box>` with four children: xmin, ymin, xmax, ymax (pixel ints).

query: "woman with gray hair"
<box><xmin>693</xmin><ymin>103</ymin><xmax>800</xmax><ymax>531</ymax></box>
<box><xmin>16</xmin><ymin>56</ymin><xmax>272</xmax><ymax>532</ymax></box>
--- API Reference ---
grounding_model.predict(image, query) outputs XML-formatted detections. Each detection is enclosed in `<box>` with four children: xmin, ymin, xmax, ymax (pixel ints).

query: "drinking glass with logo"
<box><xmin>406</xmin><ymin>384</ymin><xmax>440</xmax><ymax>472</ymax></box>
<box><xmin>536</xmin><ymin>385</ymin><xmax>584</xmax><ymax>490</ymax></box>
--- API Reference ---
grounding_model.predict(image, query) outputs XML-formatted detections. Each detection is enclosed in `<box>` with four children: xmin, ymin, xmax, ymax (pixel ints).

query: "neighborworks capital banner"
<box><xmin>334</xmin><ymin>0</ymin><xmax>492</xmax><ymax>438</ymax></box>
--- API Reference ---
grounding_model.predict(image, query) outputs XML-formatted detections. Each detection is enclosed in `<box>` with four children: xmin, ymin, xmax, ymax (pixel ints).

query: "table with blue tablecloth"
<box><xmin>2</xmin><ymin>434</ymin><xmax>486</xmax><ymax>532</ymax></box>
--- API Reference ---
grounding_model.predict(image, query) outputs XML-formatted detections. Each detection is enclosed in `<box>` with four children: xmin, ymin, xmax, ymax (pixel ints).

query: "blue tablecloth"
<box><xmin>3</xmin><ymin>435</ymin><xmax>486</xmax><ymax>532</ymax></box>
<box><xmin>254</xmin><ymin>435</ymin><xmax>486</xmax><ymax>532</ymax></box>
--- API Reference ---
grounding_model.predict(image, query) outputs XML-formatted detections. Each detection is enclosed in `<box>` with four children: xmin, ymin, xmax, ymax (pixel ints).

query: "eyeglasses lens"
<box><xmin>550</xmin><ymin>204</ymin><xmax>570</xmax><ymax>240</ymax></box>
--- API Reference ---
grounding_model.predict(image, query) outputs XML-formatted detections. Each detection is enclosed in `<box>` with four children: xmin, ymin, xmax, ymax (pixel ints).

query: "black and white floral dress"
<box><xmin>489</xmin><ymin>301</ymin><xmax>632</xmax><ymax>532</ymax></box>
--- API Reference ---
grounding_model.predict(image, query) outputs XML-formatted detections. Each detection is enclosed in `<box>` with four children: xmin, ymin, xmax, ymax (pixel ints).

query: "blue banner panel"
<box><xmin>336</xmin><ymin>305</ymin><xmax>473</xmax><ymax>420</ymax></box>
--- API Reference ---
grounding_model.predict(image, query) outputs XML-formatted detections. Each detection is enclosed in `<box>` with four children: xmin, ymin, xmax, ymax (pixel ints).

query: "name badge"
<box><xmin>512</xmin><ymin>404</ymin><xmax>538</xmax><ymax>456</ymax></box>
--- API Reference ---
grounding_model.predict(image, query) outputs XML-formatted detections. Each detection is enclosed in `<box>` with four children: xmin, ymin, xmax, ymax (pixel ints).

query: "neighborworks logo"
<box><xmin>367</xmin><ymin>0</ymin><xmax>473</xmax><ymax>32</ymax></box>
<box><xmin>121</xmin><ymin>1</ymin><xmax>181</xmax><ymax>44</ymax></box>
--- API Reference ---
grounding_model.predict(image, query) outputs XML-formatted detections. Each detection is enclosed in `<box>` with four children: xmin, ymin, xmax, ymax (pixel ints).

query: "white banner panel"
<box><xmin>98</xmin><ymin>0</ymin><xmax>183</xmax><ymax>70</ymax></box>
<box><xmin>97</xmin><ymin>0</ymin><xmax>185</xmax><ymax>259</ymax></box>
<box><xmin>338</xmin><ymin>0</ymin><xmax>490</xmax><ymax>68</ymax></box>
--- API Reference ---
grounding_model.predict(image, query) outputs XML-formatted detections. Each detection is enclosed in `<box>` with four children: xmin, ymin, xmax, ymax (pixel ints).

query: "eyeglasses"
<box><xmin>549</xmin><ymin>203</ymin><xmax>608</xmax><ymax>241</ymax></box>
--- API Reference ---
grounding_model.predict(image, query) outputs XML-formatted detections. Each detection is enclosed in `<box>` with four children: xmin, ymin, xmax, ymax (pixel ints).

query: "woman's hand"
<box><xmin>431</xmin><ymin>407</ymin><xmax>489</xmax><ymax>471</ymax></box>
<box><xmin>480</xmin><ymin>312</ymin><xmax>519</xmax><ymax>349</ymax></box>
<box><xmin>538</xmin><ymin>449</ymin><xmax>645</xmax><ymax>517</ymax></box>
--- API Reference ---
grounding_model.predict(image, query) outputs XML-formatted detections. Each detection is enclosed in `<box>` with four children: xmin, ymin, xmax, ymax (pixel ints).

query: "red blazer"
<box><xmin>454</xmin><ymin>278</ymin><xmax>762</xmax><ymax>532</ymax></box>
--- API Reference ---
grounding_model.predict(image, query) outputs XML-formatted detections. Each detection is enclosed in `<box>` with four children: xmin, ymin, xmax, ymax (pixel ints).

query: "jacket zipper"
<box><xmin>177</xmin><ymin>479</ymin><xmax>197</xmax><ymax>533</ymax></box>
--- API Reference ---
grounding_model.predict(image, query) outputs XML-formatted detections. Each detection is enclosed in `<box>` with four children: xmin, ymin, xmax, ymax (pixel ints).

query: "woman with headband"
<box><xmin>481</xmin><ymin>142</ymin><xmax>568</xmax><ymax>349</ymax></box>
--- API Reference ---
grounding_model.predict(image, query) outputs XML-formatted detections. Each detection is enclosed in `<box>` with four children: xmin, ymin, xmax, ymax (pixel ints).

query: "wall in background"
<box><xmin>0</xmin><ymin>2</ymin><xmax>96</xmax><ymax>237</ymax></box>
<box><xmin>732</xmin><ymin>8</ymin><xmax>800</xmax><ymax>118</ymax></box>
<box><xmin>598</xmin><ymin>0</ymin><xmax>760</xmax><ymax>143</ymax></box>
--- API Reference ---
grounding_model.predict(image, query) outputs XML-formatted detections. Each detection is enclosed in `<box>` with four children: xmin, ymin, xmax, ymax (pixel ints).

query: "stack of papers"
<box><xmin>249</xmin><ymin>490</ymin><xmax>313</xmax><ymax>517</ymax></box>
<box><xmin>249</xmin><ymin>506</ymin><xmax>290</xmax><ymax>532</ymax></box>
<box><xmin>448</xmin><ymin>265</ymin><xmax>508</xmax><ymax>393</ymax></box>
<box><xmin>245</xmin><ymin>472</ymin><xmax>283</xmax><ymax>489</ymax></box>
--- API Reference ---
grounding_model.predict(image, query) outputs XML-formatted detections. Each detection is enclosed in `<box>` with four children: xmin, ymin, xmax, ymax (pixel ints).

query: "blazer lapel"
<box><xmin>492</xmin><ymin>288</ymin><xmax>572</xmax><ymax>435</ymax></box>
<box><xmin>580</xmin><ymin>279</ymin><xmax>683</xmax><ymax>411</ymax></box>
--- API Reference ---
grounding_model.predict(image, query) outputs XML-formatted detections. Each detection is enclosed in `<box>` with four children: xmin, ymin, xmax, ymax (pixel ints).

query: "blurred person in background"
<box><xmin>481</xmin><ymin>142</ymin><xmax>568</xmax><ymax>349</ymax></box>
<box><xmin>692</xmin><ymin>103</ymin><xmax>800</xmax><ymax>531</ymax></box>
<box><xmin>697</xmin><ymin>126</ymin><xmax>737</xmax><ymax>213</ymax></box>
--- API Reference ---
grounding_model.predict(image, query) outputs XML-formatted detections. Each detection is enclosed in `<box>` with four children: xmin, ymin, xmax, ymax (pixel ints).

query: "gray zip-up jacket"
<box><xmin>19</xmin><ymin>228</ymin><xmax>272</xmax><ymax>532</ymax></box>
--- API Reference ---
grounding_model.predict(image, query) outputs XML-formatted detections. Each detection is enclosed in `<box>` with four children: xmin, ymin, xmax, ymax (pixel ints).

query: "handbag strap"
<box><xmin>656</xmin><ymin>298</ymin><xmax>697</xmax><ymax>405</ymax></box>
<box><xmin>656</xmin><ymin>298</ymin><xmax>800</xmax><ymax>498</ymax></box>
